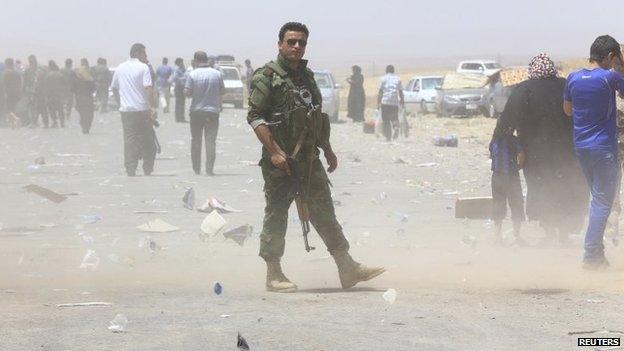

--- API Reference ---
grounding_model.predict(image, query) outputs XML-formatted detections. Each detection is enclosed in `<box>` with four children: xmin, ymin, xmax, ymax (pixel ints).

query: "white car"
<box><xmin>219</xmin><ymin>65</ymin><xmax>244</xmax><ymax>108</ymax></box>
<box><xmin>313</xmin><ymin>70</ymin><xmax>340</xmax><ymax>122</ymax></box>
<box><xmin>456</xmin><ymin>60</ymin><xmax>502</xmax><ymax>76</ymax></box>
<box><xmin>404</xmin><ymin>75</ymin><xmax>443</xmax><ymax>114</ymax></box>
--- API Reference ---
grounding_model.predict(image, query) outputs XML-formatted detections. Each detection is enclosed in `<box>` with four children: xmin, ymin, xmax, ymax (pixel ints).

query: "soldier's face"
<box><xmin>278</xmin><ymin>31</ymin><xmax>307</xmax><ymax>62</ymax></box>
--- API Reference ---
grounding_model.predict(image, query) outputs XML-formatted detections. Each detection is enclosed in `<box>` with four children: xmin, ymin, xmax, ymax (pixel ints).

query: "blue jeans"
<box><xmin>576</xmin><ymin>148</ymin><xmax>620</xmax><ymax>261</ymax></box>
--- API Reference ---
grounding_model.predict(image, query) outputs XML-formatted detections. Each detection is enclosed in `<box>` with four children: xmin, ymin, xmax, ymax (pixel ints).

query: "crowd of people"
<box><xmin>491</xmin><ymin>35</ymin><xmax>624</xmax><ymax>270</ymax></box>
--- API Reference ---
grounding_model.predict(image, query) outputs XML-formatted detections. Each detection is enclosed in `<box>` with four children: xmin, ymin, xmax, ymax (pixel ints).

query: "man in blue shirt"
<box><xmin>563</xmin><ymin>35</ymin><xmax>624</xmax><ymax>269</ymax></box>
<box><xmin>156</xmin><ymin>57</ymin><xmax>174</xmax><ymax>114</ymax></box>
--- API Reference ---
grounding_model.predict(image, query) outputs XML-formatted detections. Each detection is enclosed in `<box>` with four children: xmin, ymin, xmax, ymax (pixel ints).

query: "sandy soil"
<box><xmin>1</xmin><ymin>108</ymin><xmax>623</xmax><ymax>350</ymax></box>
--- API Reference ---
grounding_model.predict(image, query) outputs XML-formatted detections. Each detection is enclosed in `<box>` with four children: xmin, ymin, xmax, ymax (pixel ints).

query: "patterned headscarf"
<box><xmin>528</xmin><ymin>53</ymin><xmax>558</xmax><ymax>79</ymax></box>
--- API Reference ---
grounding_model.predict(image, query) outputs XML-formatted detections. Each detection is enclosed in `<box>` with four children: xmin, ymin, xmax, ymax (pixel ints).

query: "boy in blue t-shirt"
<box><xmin>563</xmin><ymin>35</ymin><xmax>624</xmax><ymax>269</ymax></box>
<box><xmin>489</xmin><ymin>125</ymin><xmax>527</xmax><ymax>246</ymax></box>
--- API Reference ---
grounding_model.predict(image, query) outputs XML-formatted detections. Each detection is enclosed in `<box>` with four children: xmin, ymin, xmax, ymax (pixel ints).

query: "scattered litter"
<box><xmin>399</xmin><ymin>214</ymin><xmax>409</xmax><ymax>223</ymax></box>
<box><xmin>39</xmin><ymin>223</ymin><xmax>57</xmax><ymax>228</ymax></box>
<box><xmin>55</xmin><ymin>153</ymin><xmax>92</xmax><ymax>157</ymax></box>
<box><xmin>433</xmin><ymin>135</ymin><xmax>458</xmax><ymax>147</ymax></box>
<box><xmin>107</xmin><ymin>253</ymin><xmax>120</xmax><ymax>263</ymax></box>
<box><xmin>139</xmin><ymin>237</ymin><xmax>162</xmax><ymax>253</ymax></box>
<box><xmin>34</xmin><ymin>157</ymin><xmax>46</xmax><ymax>165</ymax></box>
<box><xmin>392</xmin><ymin>157</ymin><xmax>409</xmax><ymax>164</ymax></box>
<box><xmin>586</xmin><ymin>299</ymin><xmax>605</xmax><ymax>304</ymax></box>
<box><xmin>26</xmin><ymin>164</ymin><xmax>41</xmax><ymax>171</ymax></box>
<box><xmin>78</xmin><ymin>232</ymin><xmax>95</xmax><ymax>245</ymax></box>
<box><xmin>383</xmin><ymin>288</ymin><xmax>397</xmax><ymax>305</ymax></box>
<box><xmin>133</xmin><ymin>210</ymin><xmax>169</xmax><ymax>214</ymax></box>
<box><xmin>220</xmin><ymin>314</ymin><xmax>231</xmax><ymax>318</ymax></box>
<box><xmin>333</xmin><ymin>200</ymin><xmax>342</xmax><ymax>207</ymax></box>
<box><xmin>198</xmin><ymin>197</ymin><xmax>241</xmax><ymax>214</ymax></box>
<box><xmin>81</xmin><ymin>215</ymin><xmax>102</xmax><ymax>224</ymax></box>
<box><xmin>108</xmin><ymin>314</ymin><xmax>129</xmax><ymax>333</ymax></box>
<box><xmin>200</xmin><ymin>211</ymin><xmax>227</xmax><ymax>236</ymax></box>
<box><xmin>214</xmin><ymin>282</ymin><xmax>223</xmax><ymax>295</ymax></box>
<box><xmin>136</xmin><ymin>218</ymin><xmax>180</xmax><ymax>233</ymax></box>
<box><xmin>415</xmin><ymin>162</ymin><xmax>438</xmax><ymax>168</ymax></box>
<box><xmin>182</xmin><ymin>187</ymin><xmax>195</xmax><ymax>210</ymax></box>
<box><xmin>462</xmin><ymin>235</ymin><xmax>478</xmax><ymax>248</ymax></box>
<box><xmin>79</xmin><ymin>250</ymin><xmax>100</xmax><ymax>270</ymax></box>
<box><xmin>237</xmin><ymin>333</ymin><xmax>250</xmax><ymax>350</ymax></box>
<box><xmin>57</xmin><ymin>302</ymin><xmax>112</xmax><ymax>308</ymax></box>
<box><xmin>23</xmin><ymin>184</ymin><xmax>68</xmax><ymax>203</ymax></box>
<box><xmin>223</xmin><ymin>224</ymin><xmax>253</xmax><ymax>246</ymax></box>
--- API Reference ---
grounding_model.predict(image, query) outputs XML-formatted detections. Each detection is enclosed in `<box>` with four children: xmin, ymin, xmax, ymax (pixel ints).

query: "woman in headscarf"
<box><xmin>74</xmin><ymin>58</ymin><xmax>95</xmax><ymax>134</ymax></box>
<box><xmin>347</xmin><ymin>65</ymin><xmax>365</xmax><ymax>122</ymax></box>
<box><xmin>498</xmin><ymin>53</ymin><xmax>588</xmax><ymax>244</ymax></box>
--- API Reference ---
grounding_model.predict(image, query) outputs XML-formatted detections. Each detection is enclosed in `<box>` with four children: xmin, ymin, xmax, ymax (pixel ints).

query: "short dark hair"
<box><xmin>174</xmin><ymin>57</ymin><xmax>183</xmax><ymax>66</ymax></box>
<box><xmin>130</xmin><ymin>43</ymin><xmax>146</xmax><ymax>58</ymax></box>
<box><xmin>65</xmin><ymin>58</ymin><xmax>73</xmax><ymax>67</ymax></box>
<box><xmin>48</xmin><ymin>60</ymin><xmax>59</xmax><ymax>71</ymax></box>
<box><xmin>590</xmin><ymin>35</ymin><xmax>622</xmax><ymax>63</ymax></box>
<box><xmin>386</xmin><ymin>65</ymin><xmax>395</xmax><ymax>74</ymax></box>
<box><xmin>278</xmin><ymin>22</ymin><xmax>309</xmax><ymax>42</ymax></box>
<box><xmin>194</xmin><ymin>51</ymin><xmax>208</xmax><ymax>63</ymax></box>
<box><xmin>5</xmin><ymin>58</ymin><xmax>14</xmax><ymax>67</ymax></box>
<box><xmin>80</xmin><ymin>58</ymin><xmax>89</xmax><ymax>67</ymax></box>
<box><xmin>97</xmin><ymin>57</ymin><xmax>106</xmax><ymax>65</ymax></box>
<box><xmin>162</xmin><ymin>57</ymin><xmax>168</xmax><ymax>64</ymax></box>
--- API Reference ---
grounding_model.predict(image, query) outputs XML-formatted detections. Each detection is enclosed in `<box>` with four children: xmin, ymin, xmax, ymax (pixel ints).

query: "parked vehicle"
<box><xmin>456</xmin><ymin>60</ymin><xmax>502</xmax><ymax>76</ymax></box>
<box><xmin>219</xmin><ymin>65</ymin><xmax>245</xmax><ymax>108</ymax></box>
<box><xmin>483</xmin><ymin>67</ymin><xmax>529</xmax><ymax>118</ymax></box>
<box><xmin>436</xmin><ymin>73</ymin><xmax>490</xmax><ymax>117</ymax></box>
<box><xmin>404</xmin><ymin>75</ymin><xmax>443</xmax><ymax>114</ymax></box>
<box><xmin>313</xmin><ymin>70</ymin><xmax>341</xmax><ymax>122</ymax></box>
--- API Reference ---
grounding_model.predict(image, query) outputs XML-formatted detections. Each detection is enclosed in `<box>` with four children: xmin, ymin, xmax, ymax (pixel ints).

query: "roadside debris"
<box><xmin>214</xmin><ymin>282</ymin><xmax>223</xmax><ymax>295</ymax></box>
<box><xmin>23</xmin><ymin>184</ymin><xmax>68</xmax><ymax>203</ymax></box>
<box><xmin>139</xmin><ymin>237</ymin><xmax>162</xmax><ymax>253</ymax></box>
<box><xmin>34</xmin><ymin>157</ymin><xmax>46</xmax><ymax>165</ymax></box>
<box><xmin>415</xmin><ymin>162</ymin><xmax>438</xmax><ymax>168</ymax></box>
<box><xmin>392</xmin><ymin>157</ymin><xmax>409</xmax><ymax>164</ymax></box>
<box><xmin>200</xmin><ymin>211</ymin><xmax>227</xmax><ymax>236</ymax></box>
<box><xmin>198</xmin><ymin>197</ymin><xmax>241</xmax><ymax>213</ymax></box>
<box><xmin>182</xmin><ymin>187</ymin><xmax>195</xmax><ymax>210</ymax></box>
<box><xmin>433</xmin><ymin>135</ymin><xmax>458</xmax><ymax>147</ymax></box>
<box><xmin>81</xmin><ymin>215</ymin><xmax>102</xmax><ymax>224</ymax></box>
<box><xmin>79</xmin><ymin>250</ymin><xmax>100</xmax><ymax>270</ymax></box>
<box><xmin>57</xmin><ymin>302</ymin><xmax>112</xmax><ymax>308</ymax></box>
<box><xmin>108</xmin><ymin>314</ymin><xmax>129</xmax><ymax>333</ymax></box>
<box><xmin>237</xmin><ymin>333</ymin><xmax>250</xmax><ymax>350</ymax></box>
<box><xmin>136</xmin><ymin>218</ymin><xmax>180</xmax><ymax>233</ymax></box>
<box><xmin>383</xmin><ymin>288</ymin><xmax>397</xmax><ymax>305</ymax></box>
<box><xmin>223</xmin><ymin>224</ymin><xmax>253</xmax><ymax>246</ymax></box>
<box><xmin>133</xmin><ymin>210</ymin><xmax>168</xmax><ymax>214</ymax></box>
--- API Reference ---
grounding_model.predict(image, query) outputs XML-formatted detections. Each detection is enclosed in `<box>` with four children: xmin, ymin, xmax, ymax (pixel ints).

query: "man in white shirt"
<box><xmin>111</xmin><ymin>43</ymin><xmax>158</xmax><ymax>177</ymax></box>
<box><xmin>377</xmin><ymin>65</ymin><xmax>404</xmax><ymax>141</ymax></box>
<box><xmin>184</xmin><ymin>51</ymin><xmax>225</xmax><ymax>176</ymax></box>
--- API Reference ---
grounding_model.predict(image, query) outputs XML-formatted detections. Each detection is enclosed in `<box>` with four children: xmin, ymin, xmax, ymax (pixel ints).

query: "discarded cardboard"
<box><xmin>455</xmin><ymin>197</ymin><xmax>493</xmax><ymax>219</ymax></box>
<box><xmin>183</xmin><ymin>187</ymin><xmax>195</xmax><ymax>210</ymax></box>
<box><xmin>136</xmin><ymin>218</ymin><xmax>180</xmax><ymax>233</ymax></box>
<box><xmin>223</xmin><ymin>224</ymin><xmax>253</xmax><ymax>246</ymax></box>
<box><xmin>200</xmin><ymin>211</ymin><xmax>227</xmax><ymax>236</ymax></box>
<box><xmin>23</xmin><ymin>184</ymin><xmax>68</xmax><ymax>203</ymax></box>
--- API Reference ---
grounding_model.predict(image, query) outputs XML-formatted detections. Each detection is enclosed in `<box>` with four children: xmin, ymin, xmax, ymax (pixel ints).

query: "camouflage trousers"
<box><xmin>259</xmin><ymin>157</ymin><xmax>349</xmax><ymax>260</ymax></box>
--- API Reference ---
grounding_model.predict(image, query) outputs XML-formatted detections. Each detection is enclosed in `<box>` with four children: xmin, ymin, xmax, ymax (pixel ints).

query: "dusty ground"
<box><xmin>1</xmin><ymin>108</ymin><xmax>624</xmax><ymax>351</ymax></box>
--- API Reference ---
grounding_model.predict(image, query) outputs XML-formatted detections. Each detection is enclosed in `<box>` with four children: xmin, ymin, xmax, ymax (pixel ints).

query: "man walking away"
<box><xmin>244</xmin><ymin>59</ymin><xmax>254</xmax><ymax>91</ymax></box>
<box><xmin>23</xmin><ymin>55</ymin><xmax>48</xmax><ymax>128</ymax></box>
<box><xmin>2</xmin><ymin>58</ymin><xmax>22</xmax><ymax>128</ymax></box>
<box><xmin>61</xmin><ymin>59</ymin><xmax>76</xmax><ymax>118</ymax></box>
<box><xmin>185</xmin><ymin>52</ymin><xmax>224</xmax><ymax>176</ymax></box>
<box><xmin>74</xmin><ymin>59</ymin><xmax>96</xmax><ymax>134</ymax></box>
<box><xmin>111</xmin><ymin>43</ymin><xmax>158</xmax><ymax>176</ymax></box>
<box><xmin>44</xmin><ymin>60</ymin><xmax>65</xmax><ymax>128</ymax></box>
<box><xmin>93</xmin><ymin>58</ymin><xmax>111</xmax><ymax>113</ymax></box>
<box><xmin>172</xmin><ymin>57</ymin><xmax>188</xmax><ymax>123</ymax></box>
<box><xmin>377</xmin><ymin>65</ymin><xmax>404</xmax><ymax>141</ymax></box>
<box><xmin>563</xmin><ymin>35</ymin><xmax>624</xmax><ymax>269</ymax></box>
<box><xmin>156</xmin><ymin>57</ymin><xmax>173</xmax><ymax>114</ymax></box>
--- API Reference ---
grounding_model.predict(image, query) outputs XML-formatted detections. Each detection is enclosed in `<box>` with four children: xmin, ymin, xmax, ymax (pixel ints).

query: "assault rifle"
<box><xmin>287</xmin><ymin>157</ymin><xmax>315</xmax><ymax>252</ymax></box>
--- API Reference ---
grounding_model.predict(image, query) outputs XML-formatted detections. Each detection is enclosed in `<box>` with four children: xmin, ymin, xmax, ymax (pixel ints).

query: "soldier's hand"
<box><xmin>271</xmin><ymin>152</ymin><xmax>291</xmax><ymax>175</ymax></box>
<box><xmin>324</xmin><ymin>150</ymin><xmax>338</xmax><ymax>173</ymax></box>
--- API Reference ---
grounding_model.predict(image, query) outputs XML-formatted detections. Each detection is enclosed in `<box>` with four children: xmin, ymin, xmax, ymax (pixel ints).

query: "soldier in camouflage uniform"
<box><xmin>248</xmin><ymin>22</ymin><xmax>385</xmax><ymax>293</ymax></box>
<box><xmin>23</xmin><ymin>55</ymin><xmax>49</xmax><ymax>128</ymax></box>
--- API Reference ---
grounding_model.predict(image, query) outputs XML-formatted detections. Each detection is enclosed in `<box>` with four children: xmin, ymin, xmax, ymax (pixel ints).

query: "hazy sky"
<box><xmin>3</xmin><ymin>0</ymin><xmax>624</xmax><ymax>71</ymax></box>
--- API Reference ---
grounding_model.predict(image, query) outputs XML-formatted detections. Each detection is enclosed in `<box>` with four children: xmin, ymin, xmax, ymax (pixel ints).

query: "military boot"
<box><xmin>332</xmin><ymin>251</ymin><xmax>386</xmax><ymax>289</ymax></box>
<box><xmin>265</xmin><ymin>260</ymin><xmax>298</xmax><ymax>293</ymax></box>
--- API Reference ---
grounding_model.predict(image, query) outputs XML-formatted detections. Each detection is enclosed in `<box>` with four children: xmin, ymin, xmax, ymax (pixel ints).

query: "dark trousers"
<box><xmin>64</xmin><ymin>93</ymin><xmax>74</xmax><ymax>117</ymax></box>
<box><xmin>121</xmin><ymin>111</ymin><xmax>157</xmax><ymax>175</ymax></box>
<box><xmin>491</xmin><ymin>172</ymin><xmax>525</xmax><ymax>222</ymax></box>
<box><xmin>576</xmin><ymin>148</ymin><xmax>620</xmax><ymax>261</ymax></box>
<box><xmin>174</xmin><ymin>85</ymin><xmax>185</xmax><ymax>122</ymax></box>
<box><xmin>96</xmin><ymin>87</ymin><xmax>109</xmax><ymax>112</ymax></box>
<box><xmin>29</xmin><ymin>96</ymin><xmax>49</xmax><ymax>127</ymax></box>
<box><xmin>381</xmin><ymin>104</ymin><xmax>399</xmax><ymax>141</ymax></box>
<box><xmin>47</xmin><ymin>96</ymin><xmax>65</xmax><ymax>127</ymax></box>
<box><xmin>76</xmin><ymin>94</ymin><xmax>94</xmax><ymax>133</ymax></box>
<box><xmin>190</xmin><ymin>110</ymin><xmax>219</xmax><ymax>174</ymax></box>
